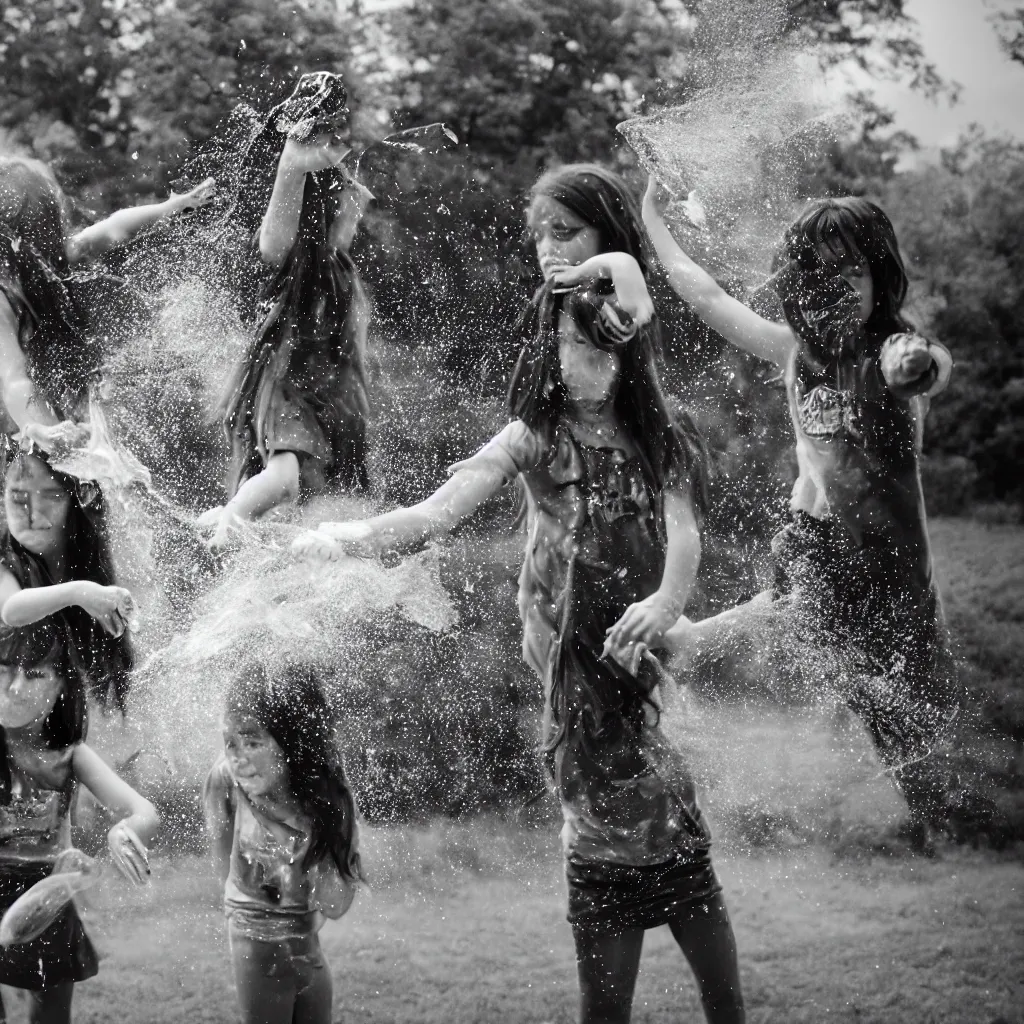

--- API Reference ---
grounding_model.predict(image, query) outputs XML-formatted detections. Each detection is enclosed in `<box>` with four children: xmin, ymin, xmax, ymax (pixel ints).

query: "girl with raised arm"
<box><xmin>292</xmin><ymin>165</ymin><xmax>744</xmax><ymax>1024</ymax></box>
<box><xmin>0</xmin><ymin>155</ymin><xmax>213</xmax><ymax>451</ymax></box>
<box><xmin>198</xmin><ymin>73</ymin><xmax>374</xmax><ymax>552</ymax></box>
<box><xmin>632</xmin><ymin>178</ymin><xmax>960</xmax><ymax>834</ymax></box>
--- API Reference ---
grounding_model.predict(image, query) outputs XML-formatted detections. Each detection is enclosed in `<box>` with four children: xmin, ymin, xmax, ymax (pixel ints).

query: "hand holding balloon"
<box><xmin>107</xmin><ymin>819</ymin><xmax>152</xmax><ymax>886</ymax></box>
<box><xmin>0</xmin><ymin>850</ymin><xmax>101</xmax><ymax>948</ymax></box>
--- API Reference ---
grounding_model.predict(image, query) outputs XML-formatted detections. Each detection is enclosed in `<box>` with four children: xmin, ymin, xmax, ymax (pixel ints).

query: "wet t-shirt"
<box><xmin>451</xmin><ymin>420</ymin><xmax>710</xmax><ymax>866</ymax></box>
<box><xmin>204</xmin><ymin>756</ymin><xmax>356</xmax><ymax>930</ymax></box>
<box><xmin>785</xmin><ymin>337</ymin><xmax>946</xmax><ymax>589</ymax></box>
<box><xmin>0</xmin><ymin>740</ymin><xmax>76</xmax><ymax>866</ymax></box>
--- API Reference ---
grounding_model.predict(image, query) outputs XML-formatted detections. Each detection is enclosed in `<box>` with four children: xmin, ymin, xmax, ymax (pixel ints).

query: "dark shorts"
<box><xmin>566</xmin><ymin>847</ymin><xmax>722</xmax><ymax>936</ymax></box>
<box><xmin>771</xmin><ymin>511</ymin><xmax>961</xmax><ymax>764</ymax></box>
<box><xmin>0</xmin><ymin>863</ymin><xmax>98</xmax><ymax>990</ymax></box>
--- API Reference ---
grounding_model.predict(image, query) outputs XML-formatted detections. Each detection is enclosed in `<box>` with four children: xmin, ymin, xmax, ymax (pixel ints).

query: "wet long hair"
<box><xmin>1</xmin><ymin>449</ymin><xmax>132</xmax><ymax>711</ymax></box>
<box><xmin>225</xmin><ymin>660</ymin><xmax>361</xmax><ymax>880</ymax></box>
<box><xmin>780</xmin><ymin>196</ymin><xmax>912</xmax><ymax>340</ymax></box>
<box><xmin>0</xmin><ymin>621</ymin><xmax>87</xmax><ymax>804</ymax></box>
<box><xmin>508</xmin><ymin>163</ymin><xmax>707</xmax><ymax>504</ymax></box>
<box><xmin>509</xmin><ymin>164</ymin><xmax>708</xmax><ymax>769</ymax></box>
<box><xmin>219</xmin><ymin>72</ymin><xmax>370</xmax><ymax>494</ymax></box>
<box><xmin>0</xmin><ymin>157</ymin><xmax>97</xmax><ymax>418</ymax></box>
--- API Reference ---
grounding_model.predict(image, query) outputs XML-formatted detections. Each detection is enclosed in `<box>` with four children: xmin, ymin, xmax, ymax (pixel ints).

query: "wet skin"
<box><xmin>0</xmin><ymin>658</ymin><xmax>63</xmax><ymax>730</ymax></box>
<box><xmin>529</xmin><ymin>195</ymin><xmax>603</xmax><ymax>281</ymax></box>
<box><xmin>4</xmin><ymin>455</ymin><xmax>72</xmax><ymax>562</ymax></box>
<box><xmin>222</xmin><ymin>712</ymin><xmax>289</xmax><ymax>801</ymax></box>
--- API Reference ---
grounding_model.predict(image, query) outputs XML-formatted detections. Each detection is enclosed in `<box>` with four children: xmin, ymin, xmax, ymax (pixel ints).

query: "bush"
<box><xmin>920</xmin><ymin>454</ymin><xmax>980</xmax><ymax>517</ymax></box>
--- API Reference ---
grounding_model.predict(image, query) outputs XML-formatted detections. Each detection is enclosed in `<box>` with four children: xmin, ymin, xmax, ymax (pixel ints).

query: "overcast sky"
<box><xmin>860</xmin><ymin>0</ymin><xmax>1024</xmax><ymax>148</ymax></box>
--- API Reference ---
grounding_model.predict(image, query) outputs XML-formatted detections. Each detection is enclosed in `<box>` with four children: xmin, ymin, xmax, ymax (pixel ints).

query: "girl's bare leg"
<box><xmin>0</xmin><ymin>983</ymin><xmax>75</xmax><ymax>1024</ymax></box>
<box><xmin>667</xmin><ymin>894</ymin><xmax>745</xmax><ymax>1023</ymax></box>
<box><xmin>573</xmin><ymin>924</ymin><xmax>645</xmax><ymax>1024</ymax></box>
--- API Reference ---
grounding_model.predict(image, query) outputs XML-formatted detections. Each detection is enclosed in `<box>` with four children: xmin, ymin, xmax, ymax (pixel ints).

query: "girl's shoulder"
<box><xmin>203</xmin><ymin>754</ymin><xmax>237</xmax><ymax>813</ymax></box>
<box><xmin>448</xmin><ymin>418</ymin><xmax>547</xmax><ymax>481</ymax></box>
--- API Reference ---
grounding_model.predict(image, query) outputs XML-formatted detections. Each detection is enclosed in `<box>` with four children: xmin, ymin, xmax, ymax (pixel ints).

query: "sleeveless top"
<box><xmin>204</xmin><ymin>756</ymin><xmax>357</xmax><ymax>935</ymax></box>
<box><xmin>784</xmin><ymin>336</ymin><xmax>944</xmax><ymax>590</ymax></box>
<box><xmin>0</xmin><ymin>739</ymin><xmax>76</xmax><ymax>866</ymax></box>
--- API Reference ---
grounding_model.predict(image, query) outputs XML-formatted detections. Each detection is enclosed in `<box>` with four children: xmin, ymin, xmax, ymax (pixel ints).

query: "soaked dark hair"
<box><xmin>0</xmin><ymin>157</ymin><xmax>97</xmax><ymax>417</ymax></box>
<box><xmin>225</xmin><ymin>660</ymin><xmax>361</xmax><ymax>880</ymax></box>
<box><xmin>218</xmin><ymin>71</ymin><xmax>370</xmax><ymax>493</ymax></box>
<box><xmin>510</xmin><ymin>163</ymin><xmax>707</xmax><ymax>503</ymax></box>
<box><xmin>510</xmin><ymin>164</ymin><xmax>709</xmax><ymax>769</ymax></box>
<box><xmin>0</xmin><ymin>621</ymin><xmax>87</xmax><ymax>803</ymax></box>
<box><xmin>781</xmin><ymin>196</ymin><xmax>911</xmax><ymax>337</ymax></box>
<box><xmin>2</xmin><ymin>450</ymin><xmax>133</xmax><ymax>711</ymax></box>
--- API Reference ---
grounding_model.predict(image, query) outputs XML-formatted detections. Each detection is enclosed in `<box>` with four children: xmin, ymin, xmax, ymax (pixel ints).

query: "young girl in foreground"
<box><xmin>293</xmin><ymin>165</ymin><xmax>744</xmax><ymax>1024</ymax></box>
<box><xmin>0</xmin><ymin>447</ymin><xmax>135</xmax><ymax>711</ymax></box>
<box><xmin>0</xmin><ymin>621</ymin><xmax>159</xmax><ymax>1022</ymax></box>
<box><xmin>632</xmin><ymin>179</ymin><xmax>959</xmax><ymax>830</ymax></box>
<box><xmin>204</xmin><ymin>661</ymin><xmax>362</xmax><ymax>1024</ymax></box>
<box><xmin>199</xmin><ymin>72</ymin><xmax>374</xmax><ymax>551</ymax></box>
<box><xmin>0</xmin><ymin>155</ymin><xmax>213</xmax><ymax>449</ymax></box>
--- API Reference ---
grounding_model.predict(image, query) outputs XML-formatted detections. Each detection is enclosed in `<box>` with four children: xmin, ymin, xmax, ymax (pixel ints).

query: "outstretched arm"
<box><xmin>66</xmin><ymin>178</ymin><xmax>215</xmax><ymax>263</ymax></box>
<box><xmin>641</xmin><ymin>176</ymin><xmax>795</xmax><ymax>368</ymax></box>
<box><xmin>605</xmin><ymin>488</ymin><xmax>701</xmax><ymax>652</ymax></box>
<box><xmin>294</xmin><ymin>463</ymin><xmax>508</xmax><ymax>559</ymax></box>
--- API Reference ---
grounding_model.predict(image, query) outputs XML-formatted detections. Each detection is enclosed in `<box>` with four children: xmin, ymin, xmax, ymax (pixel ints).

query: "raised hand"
<box><xmin>107</xmin><ymin>820</ymin><xmax>151</xmax><ymax>886</ymax></box>
<box><xmin>169</xmin><ymin>177</ymin><xmax>216</xmax><ymax>213</ymax></box>
<box><xmin>281</xmin><ymin>133</ymin><xmax>351</xmax><ymax>176</ymax></box>
<box><xmin>76</xmin><ymin>583</ymin><xmax>138</xmax><ymax>637</ymax></box>
<box><xmin>880</xmin><ymin>333</ymin><xmax>936</xmax><ymax>391</ymax></box>
<box><xmin>550</xmin><ymin>252</ymin><xmax>654</xmax><ymax>327</ymax></box>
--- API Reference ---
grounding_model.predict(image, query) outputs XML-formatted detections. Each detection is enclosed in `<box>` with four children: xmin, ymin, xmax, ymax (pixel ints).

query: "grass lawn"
<box><xmin>59</xmin><ymin>822</ymin><xmax>1023</xmax><ymax>1024</ymax></box>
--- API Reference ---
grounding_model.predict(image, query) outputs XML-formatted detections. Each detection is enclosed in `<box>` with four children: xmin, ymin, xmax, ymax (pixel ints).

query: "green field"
<box><xmin>58</xmin><ymin>825</ymin><xmax>1023</xmax><ymax>1024</ymax></box>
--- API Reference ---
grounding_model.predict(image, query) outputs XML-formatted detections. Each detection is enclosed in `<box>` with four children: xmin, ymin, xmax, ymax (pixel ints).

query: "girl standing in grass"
<box><xmin>204</xmin><ymin>661</ymin><xmax>362</xmax><ymax>1024</ymax></box>
<box><xmin>0</xmin><ymin>620</ymin><xmax>158</xmax><ymax>1023</ymax></box>
<box><xmin>635</xmin><ymin>179</ymin><xmax>960</xmax><ymax>836</ymax></box>
<box><xmin>198</xmin><ymin>72</ymin><xmax>374</xmax><ymax>552</ymax></box>
<box><xmin>0</xmin><ymin>155</ymin><xmax>213</xmax><ymax>450</ymax></box>
<box><xmin>292</xmin><ymin>165</ymin><xmax>744</xmax><ymax>1024</ymax></box>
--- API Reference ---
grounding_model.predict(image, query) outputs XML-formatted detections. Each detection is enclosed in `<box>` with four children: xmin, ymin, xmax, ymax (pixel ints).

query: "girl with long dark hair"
<box><xmin>639</xmin><ymin>181</ymin><xmax>960</xmax><ymax>837</ymax></box>
<box><xmin>0</xmin><ymin>447</ymin><xmax>134</xmax><ymax>712</ymax></box>
<box><xmin>204</xmin><ymin>659</ymin><xmax>362</xmax><ymax>1024</ymax></box>
<box><xmin>197</xmin><ymin>72</ymin><xmax>374</xmax><ymax>552</ymax></box>
<box><xmin>0</xmin><ymin>155</ymin><xmax>213</xmax><ymax>449</ymax></box>
<box><xmin>0</xmin><ymin>620</ymin><xmax>159</xmax><ymax>1022</ymax></box>
<box><xmin>291</xmin><ymin>164</ymin><xmax>744</xmax><ymax>1024</ymax></box>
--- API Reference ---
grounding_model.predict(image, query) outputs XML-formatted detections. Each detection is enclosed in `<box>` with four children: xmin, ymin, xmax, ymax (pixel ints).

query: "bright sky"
<box><xmin>869</xmin><ymin>0</ymin><xmax>1024</xmax><ymax>148</ymax></box>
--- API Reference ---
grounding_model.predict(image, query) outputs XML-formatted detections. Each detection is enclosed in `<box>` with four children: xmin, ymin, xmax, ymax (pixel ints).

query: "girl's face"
<box><xmin>558</xmin><ymin>312</ymin><xmax>620</xmax><ymax>407</ymax></box>
<box><xmin>4</xmin><ymin>456</ymin><xmax>72</xmax><ymax>558</ymax></box>
<box><xmin>529</xmin><ymin>195</ymin><xmax>603</xmax><ymax>281</ymax></box>
<box><xmin>0</xmin><ymin>659</ymin><xmax>63</xmax><ymax>730</ymax></box>
<box><xmin>222</xmin><ymin>712</ymin><xmax>288</xmax><ymax>800</ymax></box>
<box><xmin>818</xmin><ymin>244</ymin><xmax>875</xmax><ymax>325</ymax></box>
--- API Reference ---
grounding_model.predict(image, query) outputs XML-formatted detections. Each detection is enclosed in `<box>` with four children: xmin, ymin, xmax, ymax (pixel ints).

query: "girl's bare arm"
<box><xmin>605</xmin><ymin>488</ymin><xmax>701</xmax><ymax>650</ymax></box>
<box><xmin>203</xmin><ymin>764</ymin><xmax>235</xmax><ymax>883</ymax></box>
<box><xmin>260</xmin><ymin>137</ymin><xmax>349</xmax><ymax>268</ymax></box>
<box><xmin>300</xmin><ymin>465</ymin><xmax>508</xmax><ymax>558</ymax></box>
<box><xmin>642</xmin><ymin>177</ymin><xmax>795</xmax><ymax>368</ymax></box>
<box><xmin>0</xmin><ymin>296</ymin><xmax>60</xmax><ymax>433</ymax></box>
<box><xmin>67</xmin><ymin>179</ymin><xmax>215</xmax><ymax>263</ymax></box>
